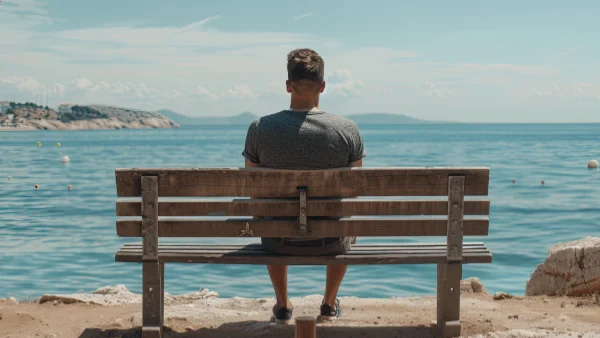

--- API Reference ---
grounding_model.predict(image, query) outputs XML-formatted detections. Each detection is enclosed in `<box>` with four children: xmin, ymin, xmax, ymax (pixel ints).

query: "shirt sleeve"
<box><xmin>242</xmin><ymin>120</ymin><xmax>260</xmax><ymax>164</ymax></box>
<box><xmin>348</xmin><ymin>124</ymin><xmax>366</xmax><ymax>163</ymax></box>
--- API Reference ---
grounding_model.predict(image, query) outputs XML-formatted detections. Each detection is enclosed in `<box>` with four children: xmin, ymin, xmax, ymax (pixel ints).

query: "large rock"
<box><xmin>526</xmin><ymin>237</ymin><xmax>600</xmax><ymax>296</ymax></box>
<box><xmin>460</xmin><ymin>277</ymin><xmax>487</xmax><ymax>294</ymax></box>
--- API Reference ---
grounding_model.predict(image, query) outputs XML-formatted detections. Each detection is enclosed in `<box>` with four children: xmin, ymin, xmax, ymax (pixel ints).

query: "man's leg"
<box><xmin>267</xmin><ymin>264</ymin><xmax>291</xmax><ymax>308</ymax></box>
<box><xmin>323</xmin><ymin>264</ymin><xmax>347</xmax><ymax>306</ymax></box>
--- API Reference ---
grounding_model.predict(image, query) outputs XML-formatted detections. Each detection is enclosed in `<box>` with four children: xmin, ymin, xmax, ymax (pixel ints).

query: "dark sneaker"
<box><xmin>318</xmin><ymin>298</ymin><xmax>342</xmax><ymax>321</ymax></box>
<box><xmin>271</xmin><ymin>304</ymin><xmax>293</xmax><ymax>324</ymax></box>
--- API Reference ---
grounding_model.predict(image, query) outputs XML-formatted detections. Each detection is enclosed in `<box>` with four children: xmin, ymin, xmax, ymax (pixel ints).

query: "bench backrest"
<box><xmin>115</xmin><ymin>168</ymin><xmax>489</xmax><ymax>254</ymax></box>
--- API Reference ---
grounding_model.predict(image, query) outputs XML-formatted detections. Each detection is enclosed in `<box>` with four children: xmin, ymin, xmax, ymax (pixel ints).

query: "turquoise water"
<box><xmin>1</xmin><ymin>124</ymin><xmax>599</xmax><ymax>300</ymax></box>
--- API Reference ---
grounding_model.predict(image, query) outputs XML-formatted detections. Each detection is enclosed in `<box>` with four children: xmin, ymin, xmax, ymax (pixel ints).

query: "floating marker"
<box><xmin>61</xmin><ymin>156</ymin><xmax>70</xmax><ymax>164</ymax></box>
<box><xmin>588</xmin><ymin>159</ymin><xmax>599</xmax><ymax>169</ymax></box>
<box><xmin>541</xmin><ymin>180</ymin><xmax>545</xmax><ymax>185</ymax></box>
<box><xmin>35</xmin><ymin>184</ymin><xmax>39</xmax><ymax>189</ymax></box>
<box><xmin>68</xmin><ymin>184</ymin><xmax>72</xmax><ymax>190</ymax></box>
<box><xmin>57</xmin><ymin>142</ymin><xmax>61</xmax><ymax>147</ymax></box>
<box><xmin>512</xmin><ymin>180</ymin><xmax>516</xmax><ymax>184</ymax></box>
<box><xmin>37</xmin><ymin>142</ymin><xmax>41</xmax><ymax>147</ymax></box>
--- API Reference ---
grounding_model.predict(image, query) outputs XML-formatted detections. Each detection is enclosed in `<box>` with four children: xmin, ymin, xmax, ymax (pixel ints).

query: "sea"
<box><xmin>1</xmin><ymin>123</ymin><xmax>599</xmax><ymax>300</ymax></box>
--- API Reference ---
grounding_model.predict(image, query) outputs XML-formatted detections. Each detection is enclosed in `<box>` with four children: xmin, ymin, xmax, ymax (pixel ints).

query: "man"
<box><xmin>242</xmin><ymin>48</ymin><xmax>365</xmax><ymax>324</ymax></box>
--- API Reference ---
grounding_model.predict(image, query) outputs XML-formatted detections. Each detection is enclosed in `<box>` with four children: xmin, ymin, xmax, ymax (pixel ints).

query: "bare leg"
<box><xmin>323</xmin><ymin>264</ymin><xmax>347</xmax><ymax>305</ymax></box>
<box><xmin>267</xmin><ymin>264</ymin><xmax>291</xmax><ymax>308</ymax></box>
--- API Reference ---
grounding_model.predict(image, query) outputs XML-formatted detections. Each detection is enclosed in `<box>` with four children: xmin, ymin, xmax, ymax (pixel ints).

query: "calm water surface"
<box><xmin>1</xmin><ymin>124</ymin><xmax>599</xmax><ymax>299</ymax></box>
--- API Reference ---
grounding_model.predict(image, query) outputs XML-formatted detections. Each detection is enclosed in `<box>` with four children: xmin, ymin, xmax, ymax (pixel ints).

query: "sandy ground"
<box><xmin>1</xmin><ymin>292</ymin><xmax>599</xmax><ymax>338</ymax></box>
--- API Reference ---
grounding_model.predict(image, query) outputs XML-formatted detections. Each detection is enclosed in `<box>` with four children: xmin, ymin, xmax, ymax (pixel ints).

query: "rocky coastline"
<box><xmin>0</xmin><ymin>103</ymin><xmax>179</xmax><ymax>131</ymax></box>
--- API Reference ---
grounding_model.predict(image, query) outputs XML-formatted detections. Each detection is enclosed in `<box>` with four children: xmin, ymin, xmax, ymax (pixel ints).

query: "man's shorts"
<box><xmin>261</xmin><ymin>237</ymin><xmax>354</xmax><ymax>256</ymax></box>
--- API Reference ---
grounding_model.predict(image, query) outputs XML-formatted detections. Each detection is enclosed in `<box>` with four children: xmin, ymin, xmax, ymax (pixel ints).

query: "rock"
<box><xmin>460</xmin><ymin>277</ymin><xmax>487</xmax><ymax>294</ymax></box>
<box><xmin>588</xmin><ymin>160</ymin><xmax>599</xmax><ymax>169</ymax></box>
<box><xmin>38</xmin><ymin>285</ymin><xmax>140</xmax><ymax>305</ymax></box>
<box><xmin>493</xmin><ymin>292</ymin><xmax>513</xmax><ymax>300</ymax></box>
<box><xmin>526</xmin><ymin>237</ymin><xmax>600</xmax><ymax>296</ymax></box>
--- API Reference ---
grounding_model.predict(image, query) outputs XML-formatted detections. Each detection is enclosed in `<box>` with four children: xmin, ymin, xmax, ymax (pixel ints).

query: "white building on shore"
<box><xmin>58</xmin><ymin>103</ymin><xmax>75</xmax><ymax>114</ymax></box>
<box><xmin>0</xmin><ymin>101</ymin><xmax>9</xmax><ymax>114</ymax></box>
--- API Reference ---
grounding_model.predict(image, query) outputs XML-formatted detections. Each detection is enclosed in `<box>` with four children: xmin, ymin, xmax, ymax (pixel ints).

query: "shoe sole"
<box><xmin>317</xmin><ymin>314</ymin><xmax>339</xmax><ymax>322</ymax></box>
<box><xmin>270</xmin><ymin>316</ymin><xmax>292</xmax><ymax>325</ymax></box>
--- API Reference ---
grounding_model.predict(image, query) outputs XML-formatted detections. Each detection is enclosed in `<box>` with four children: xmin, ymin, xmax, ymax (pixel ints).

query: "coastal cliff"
<box><xmin>0</xmin><ymin>103</ymin><xmax>179</xmax><ymax>130</ymax></box>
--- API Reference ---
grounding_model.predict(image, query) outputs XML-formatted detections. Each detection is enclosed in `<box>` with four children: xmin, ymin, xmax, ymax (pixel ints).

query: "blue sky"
<box><xmin>1</xmin><ymin>0</ymin><xmax>599</xmax><ymax>122</ymax></box>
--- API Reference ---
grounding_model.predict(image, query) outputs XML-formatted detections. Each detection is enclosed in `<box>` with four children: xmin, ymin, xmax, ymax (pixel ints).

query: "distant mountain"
<box><xmin>156</xmin><ymin>109</ymin><xmax>258</xmax><ymax>125</ymax></box>
<box><xmin>346</xmin><ymin>113</ymin><xmax>433</xmax><ymax>125</ymax></box>
<box><xmin>156</xmin><ymin>109</ymin><xmax>442</xmax><ymax>126</ymax></box>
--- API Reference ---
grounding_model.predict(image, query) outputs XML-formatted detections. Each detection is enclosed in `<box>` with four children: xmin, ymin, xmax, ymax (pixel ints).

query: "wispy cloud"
<box><xmin>293</xmin><ymin>13</ymin><xmax>313</xmax><ymax>21</ymax></box>
<box><xmin>326</xmin><ymin>69</ymin><xmax>365</xmax><ymax>97</ymax></box>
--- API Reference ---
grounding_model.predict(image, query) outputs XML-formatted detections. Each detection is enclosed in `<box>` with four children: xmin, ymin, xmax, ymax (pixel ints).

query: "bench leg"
<box><xmin>437</xmin><ymin>262</ymin><xmax>462</xmax><ymax>338</ymax></box>
<box><xmin>143</xmin><ymin>261</ymin><xmax>163</xmax><ymax>338</ymax></box>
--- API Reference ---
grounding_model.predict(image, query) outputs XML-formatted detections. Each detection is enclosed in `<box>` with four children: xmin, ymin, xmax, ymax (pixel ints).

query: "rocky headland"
<box><xmin>0</xmin><ymin>103</ymin><xmax>179</xmax><ymax>131</ymax></box>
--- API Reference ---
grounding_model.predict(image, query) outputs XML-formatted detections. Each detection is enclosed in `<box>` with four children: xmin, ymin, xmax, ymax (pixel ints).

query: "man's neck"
<box><xmin>289</xmin><ymin>94</ymin><xmax>320</xmax><ymax>111</ymax></box>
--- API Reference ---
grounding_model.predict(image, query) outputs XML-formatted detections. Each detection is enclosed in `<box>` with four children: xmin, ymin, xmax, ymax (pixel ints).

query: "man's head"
<box><xmin>286</xmin><ymin>48</ymin><xmax>325</xmax><ymax>96</ymax></box>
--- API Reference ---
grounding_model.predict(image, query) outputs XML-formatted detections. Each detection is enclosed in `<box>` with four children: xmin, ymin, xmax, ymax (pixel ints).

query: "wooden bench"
<box><xmin>114</xmin><ymin>167</ymin><xmax>492</xmax><ymax>338</ymax></box>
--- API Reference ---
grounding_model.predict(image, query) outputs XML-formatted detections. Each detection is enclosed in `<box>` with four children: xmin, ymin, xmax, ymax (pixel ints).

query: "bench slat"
<box><xmin>115</xmin><ymin>167</ymin><xmax>489</xmax><ymax>197</ymax></box>
<box><xmin>116</xmin><ymin>217</ymin><xmax>489</xmax><ymax>237</ymax></box>
<box><xmin>116</xmin><ymin>199</ymin><xmax>490</xmax><ymax>217</ymax></box>
<box><xmin>115</xmin><ymin>244</ymin><xmax>492</xmax><ymax>264</ymax></box>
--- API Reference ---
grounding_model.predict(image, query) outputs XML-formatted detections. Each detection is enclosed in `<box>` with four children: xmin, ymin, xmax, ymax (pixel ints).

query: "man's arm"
<box><xmin>245</xmin><ymin>159</ymin><xmax>260</xmax><ymax>168</ymax></box>
<box><xmin>349</xmin><ymin>159</ymin><xmax>362</xmax><ymax>168</ymax></box>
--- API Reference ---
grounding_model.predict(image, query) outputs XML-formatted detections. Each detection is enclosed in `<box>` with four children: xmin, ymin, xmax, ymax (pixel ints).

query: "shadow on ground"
<box><xmin>79</xmin><ymin>321</ymin><xmax>441</xmax><ymax>338</ymax></box>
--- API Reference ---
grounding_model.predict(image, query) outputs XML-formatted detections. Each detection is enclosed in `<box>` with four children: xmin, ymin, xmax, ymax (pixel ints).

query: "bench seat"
<box><xmin>115</xmin><ymin>243</ymin><xmax>492</xmax><ymax>265</ymax></box>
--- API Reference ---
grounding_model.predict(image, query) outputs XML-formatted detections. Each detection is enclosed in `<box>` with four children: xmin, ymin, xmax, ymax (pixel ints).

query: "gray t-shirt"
<box><xmin>242</xmin><ymin>110</ymin><xmax>365</xmax><ymax>169</ymax></box>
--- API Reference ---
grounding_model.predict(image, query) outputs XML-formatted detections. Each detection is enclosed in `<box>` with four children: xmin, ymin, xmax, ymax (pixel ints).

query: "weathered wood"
<box><xmin>116</xmin><ymin>198</ymin><xmax>490</xmax><ymax>217</ymax></box>
<box><xmin>115</xmin><ymin>243</ymin><xmax>492</xmax><ymax>265</ymax></box>
<box><xmin>124</xmin><ymin>242</ymin><xmax>487</xmax><ymax>248</ymax></box>
<box><xmin>142</xmin><ymin>327</ymin><xmax>161</xmax><ymax>338</ymax></box>
<box><xmin>437</xmin><ymin>262</ymin><xmax>462</xmax><ymax>337</ymax></box>
<box><xmin>298</xmin><ymin>188</ymin><xmax>308</xmax><ymax>232</ymax></box>
<box><xmin>143</xmin><ymin>262</ymin><xmax>163</xmax><ymax>336</ymax></box>
<box><xmin>295</xmin><ymin>316</ymin><xmax>316</xmax><ymax>338</ymax></box>
<box><xmin>116</xmin><ymin>217</ymin><xmax>489</xmax><ymax>237</ymax></box>
<box><xmin>115</xmin><ymin>167</ymin><xmax>490</xmax><ymax>197</ymax></box>
<box><xmin>160</xmin><ymin>263</ymin><xmax>164</xmax><ymax>327</ymax></box>
<box><xmin>447</xmin><ymin>177</ymin><xmax>465</xmax><ymax>261</ymax></box>
<box><xmin>141</xmin><ymin>176</ymin><xmax>159</xmax><ymax>261</ymax></box>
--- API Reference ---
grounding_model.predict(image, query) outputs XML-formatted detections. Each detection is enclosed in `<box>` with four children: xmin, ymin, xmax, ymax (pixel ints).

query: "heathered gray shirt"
<box><xmin>242</xmin><ymin>110</ymin><xmax>365</xmax><ymax>169</ymax></box>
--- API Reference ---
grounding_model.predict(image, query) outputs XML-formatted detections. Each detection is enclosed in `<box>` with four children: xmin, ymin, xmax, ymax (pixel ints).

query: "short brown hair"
<box><xmin>287</xmin><ymin>48</ymin><xmax>324</xmax><ymax>84</ymax></box>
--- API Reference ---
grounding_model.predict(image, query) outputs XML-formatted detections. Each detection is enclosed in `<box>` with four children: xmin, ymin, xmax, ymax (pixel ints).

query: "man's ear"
<box><xmin>286</xmin><ymin>80</ymin><xmax>293</xmax><ymax>93</ymax></box>
<box><xmin>319</xmin><ymin>81</ymin><xmax>326</xmax><ymax>93</ymax></box>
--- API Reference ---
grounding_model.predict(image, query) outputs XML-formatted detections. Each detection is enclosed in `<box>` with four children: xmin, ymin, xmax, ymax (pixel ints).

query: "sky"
<box><xmin>1</xmin><ymin>0</ymin><xmax>599</xmax><ymax>123</ymax></box>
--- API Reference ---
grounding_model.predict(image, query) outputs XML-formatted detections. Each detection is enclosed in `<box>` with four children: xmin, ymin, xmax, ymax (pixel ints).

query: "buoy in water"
<box><xmin>36</xmin><ymin>142</ymin><xmax>41</xmax><ymax>147</ymax></box>
<box><xmin>61</xmin><ymin>156</ymin><xmax>70</xmax><ymax>164</ymax></box>
<box><xmin>57</xmin><ymin>142</ymin><xmax>61</xmax><ymax>147</ymax></box>
<box><xmin>35</xmin><ymin>184</ymin><xmax>39</xmax><ymax>189</ymax></box>
<box><xmin>588</xmin><ymin>160</ymin><xmax>599</xmax><ymax>169</ymax></box>
<box><xmin>68</xmin><ymin>184</ymin><xmax>72</xmax><ymax>190</ymax></box>
<box><xmin>512</xmin><ymin>180</ymin><xmax>516</xmax><ymax>184</ymax></box>
<box><xmin>541</xmin><ymin>180</ymin><xmax>545</xmax><ymax>185</ymax></box>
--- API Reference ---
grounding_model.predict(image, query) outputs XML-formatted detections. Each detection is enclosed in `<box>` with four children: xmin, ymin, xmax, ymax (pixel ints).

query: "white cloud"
<box><xmin>1</xmin><ymin>75</ymin><xmax>65</xmax><ymax>98</ymax></box>
<box><xmin>326</xmin><ymin>69</ymin><xmax>364</xmax><ymax>97</ymax></box>
<box><xmin>52</xmin><ymin>83</ymin><xmax>65</xmax><ymax>97</ymax></box>
<box><xmin>293</xmin><ymin>13</ymin><xmax>313</xmax><ymax>21</ymax></box>
<box><xmin>71</xmin><ymin>77</ymin><xmax>94</xmax><ymax>89</ymax></box>
<box><xmin>225</xmin><ymin>84</ymin><xmax>259</xmax><ymax>99</ymax></box>
<box><xmin>165</xmin><ymin>89</ymin><xmax>184</xmax><ymax>99</ymax></box>
<box><xmin>193</xmin><ymin>86</ymin><xmax>219</xmax><ymax>100</ymax></box>
<box><xmin>177</xmin><ymin>16</ymin><xmax>221</xmax><ymax>33</ymax></box>
<box><xmin>423</xmin><ymin>81</ymin><xmax>442</xmax><ymax>97</ymax></box>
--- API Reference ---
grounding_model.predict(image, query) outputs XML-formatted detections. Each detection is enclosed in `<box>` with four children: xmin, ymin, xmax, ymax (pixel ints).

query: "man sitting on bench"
<box><xmin>242</xmin><ymin>48</ymin><xmax>366</xmax><ymax>324</ymax></box>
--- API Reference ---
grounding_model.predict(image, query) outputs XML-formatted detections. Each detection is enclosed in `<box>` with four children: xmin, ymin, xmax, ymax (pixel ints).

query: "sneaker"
<box><xmin>271</xmin><ymin>303</ymin><xmax>293</xmax><ymax>324</ymax></box>
<box><xmin>318</xmin><ymin>298</ymin><xmax>342</xmax><ymax>321</ymax></box>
